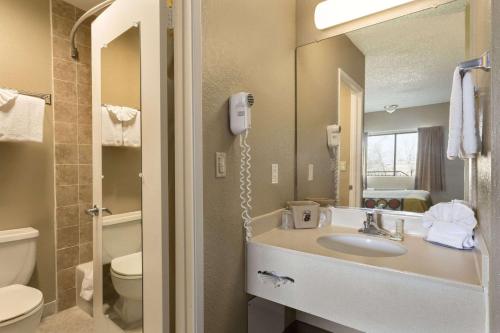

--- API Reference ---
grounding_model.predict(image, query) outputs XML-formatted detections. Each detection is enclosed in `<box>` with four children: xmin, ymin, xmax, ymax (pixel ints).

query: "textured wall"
<box><xmin>0</xmin><ymin>0</ymin><xmax>55</xmax><ymax>304</ymax></box>
<box><xmin>364</xmin><ymin>103</ymin><xmax>465</xmax><ymax>203</ymax></box>
<box><xmin>296</xmin><ymin>35</ymin><xmax>365</xmax><ymax>201</ymax></box>
<box><xmin>51</xmin><ymin>0</ymin><xmax>94</xmax><ymax>311</ymax></box>
<box><xmin>202</xmin><ymin>0</ymin><xmax>296</xmax><ymax>331</ymax></box>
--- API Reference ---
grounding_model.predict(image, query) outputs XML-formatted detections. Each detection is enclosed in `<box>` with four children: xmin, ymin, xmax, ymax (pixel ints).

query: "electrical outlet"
<box><xmin>308</xmin><ymin>164</ymin><xmax>314</xmax><ymax>181</ymax></box>
<box><xmin>272</xmin><ymin>164</ymin><xmax>279</xmax><ymax>184</ymax></box>
<box><xmin>215</xmin><ymin>152</ymin><xmax>226</xmax><ymax>178</ymax></box>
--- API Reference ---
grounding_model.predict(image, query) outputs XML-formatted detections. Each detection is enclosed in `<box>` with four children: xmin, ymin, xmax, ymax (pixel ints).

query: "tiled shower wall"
<box><xmin>51</xmin><ymin>0</ymin><xmax>93</xmax><ymax>311</ymax></box>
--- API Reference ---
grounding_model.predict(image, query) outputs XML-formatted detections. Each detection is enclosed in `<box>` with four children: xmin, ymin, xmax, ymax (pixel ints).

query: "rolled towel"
<box><xmin>79</xmin><ymin>265</ymin><xmax>93</xmax><ymax>301</ymax></box>
<box><xmin>422</xmin><ymin>202</ymin><xmax>476</xmax><ymax>249</ymax></box>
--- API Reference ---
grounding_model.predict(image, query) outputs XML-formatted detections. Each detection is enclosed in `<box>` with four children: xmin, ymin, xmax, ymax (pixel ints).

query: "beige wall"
<box><xmin>338</xmin><ymin>82</ymin><xmax>352</xmax><ymax>206</ymax></box>
<box><xmin>101</xmin><ymin>27</ymin><xmax>142</xmax><ymax>214</ymax></box>
<box><xmin>202</xmin><ymin>0</ymin><xmax>296</xmax><ymax>331</ymax></box>
<box><xmin>364</xmin><ymin>103</ymin><xmax>465</xmax><ymax>203</ymax></box>
<box><xmin>296</xmin><ymin>34</ymin><xmax>365</xmax><ymax>201</ymax></box>
<box><xmin>0</xmin><ymin>0</ymin><xmax>56</xmax><ymax>304</ymax></box>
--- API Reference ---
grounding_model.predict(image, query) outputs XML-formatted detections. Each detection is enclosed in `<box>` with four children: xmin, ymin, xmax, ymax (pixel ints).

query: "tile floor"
<box><xmin>36</xmin><ymin>306</ymin><xmax>142</xmax><ymax>333</ymax></box>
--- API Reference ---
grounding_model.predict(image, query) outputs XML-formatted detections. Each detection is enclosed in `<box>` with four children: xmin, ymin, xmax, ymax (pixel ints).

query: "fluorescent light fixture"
<box><xmin>314</xmin><ymin>0</ymin><xmax>415</xmax><ymax>30</ymax></box>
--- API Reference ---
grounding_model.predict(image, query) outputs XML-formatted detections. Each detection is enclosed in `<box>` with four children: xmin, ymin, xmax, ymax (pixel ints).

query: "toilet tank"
<box><xmin>102</xmin><ymin>211</ymin><xmax>142</xmax><ymax>264</ymax></box>
<box><xmin>0</xmin><ymin>227</ymin><xmax>39</xmax><ymax>287</ymax></box>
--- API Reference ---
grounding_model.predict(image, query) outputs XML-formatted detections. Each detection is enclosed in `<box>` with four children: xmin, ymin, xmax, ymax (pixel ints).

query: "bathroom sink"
<box><xmin>317</xmin><ymin>234</ymin><xmax>407</xmax><ymax>257</ymax></box>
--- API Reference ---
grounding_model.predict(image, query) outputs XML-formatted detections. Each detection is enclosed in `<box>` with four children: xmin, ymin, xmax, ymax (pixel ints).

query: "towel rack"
<box><xmin>1</xmin><ymin>87</ymin><xmax>52</xmax><ymax>105</ymax></box>
<box><xmin>458</xmin><ymin>52</ymin><xmax>491</xmax><ymax>73</ymax></box>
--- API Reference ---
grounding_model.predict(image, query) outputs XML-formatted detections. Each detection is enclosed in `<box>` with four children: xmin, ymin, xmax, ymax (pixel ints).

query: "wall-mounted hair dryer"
<box><xmin>230</xmin><ymin>92</ymin><xmax>254</xmax><ymax>135</ymax></box>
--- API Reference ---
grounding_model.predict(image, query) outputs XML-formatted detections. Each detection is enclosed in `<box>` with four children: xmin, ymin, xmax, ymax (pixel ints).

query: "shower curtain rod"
<box><xmin>70</xmin><ymin>0</ymin><xmax>115</xmax><ymax>60</ymax></box>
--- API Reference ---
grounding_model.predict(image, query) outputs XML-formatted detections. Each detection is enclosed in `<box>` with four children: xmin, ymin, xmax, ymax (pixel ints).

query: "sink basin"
<box><xmin>317</xmin><ymin>234</ymin><xmax>407</xmax><ymax>257</ymax></box>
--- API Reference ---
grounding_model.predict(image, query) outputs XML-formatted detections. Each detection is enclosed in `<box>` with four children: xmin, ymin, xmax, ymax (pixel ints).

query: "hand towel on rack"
<box><xmin>101</xmin><ymin>105</ymin><xmax>123</xmax><ymax>146</ymax></box>
<box><xmin>122</xmin><ymin>108</ymin><xmax>141</xmax><ymax>147</ymax></box>
<box><xmin>0</xmin><ymin>94</ymin><xmax>44</xmax><ymax>142</ymax></box>
<box><xmin>461</xmin><ymin>71</ymin><xmax>481</xmax><ymax>158</ymax></box>
<box><xmin>447</xmin><ymin>68</ymin><xmax>462</xmax><ymax>160</ymax></box>
<box><xmin>0</xmin><ymin>88</ymin><xmax>18</xmax><ymax>108</ymax></box>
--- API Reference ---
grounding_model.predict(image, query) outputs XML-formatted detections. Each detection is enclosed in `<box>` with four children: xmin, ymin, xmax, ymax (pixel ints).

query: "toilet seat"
<box><xmin>0</xmin><ymin>285</ymin><xmax>43</xmax><ymax>326</ymax></box>
<box><xmin>110</xmin><ymin>252</ymin><xmax>142</xmax><ymax>279</ymax></box>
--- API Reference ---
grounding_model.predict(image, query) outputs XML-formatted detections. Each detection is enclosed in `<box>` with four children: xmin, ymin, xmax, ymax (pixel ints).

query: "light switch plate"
<box><xmin>308</xmin><ymin>164</ymin><xmax>314</xmax><ymax>181</ymax></box>
<box><xmin>216</xmin><ymin>152</ymin><xmax>226</xmax><ymax>178</ymax></box>
<box><xmin>339</xmin><ymin>161</ymin><xmax>347</xmax><ymax>171</ymax></box>
<box><xmin>272</xmin><ymin>164</ymin><xmax>279</xmax><ymax>184</ymax></box>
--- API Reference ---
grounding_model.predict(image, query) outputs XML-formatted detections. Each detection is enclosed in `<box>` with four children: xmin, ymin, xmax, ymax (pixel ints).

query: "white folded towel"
<box><xmin>123</xmin><ymin>110</ymin><xmax>141</xmax><ymax>147</ymax></box>
<box><xmin>101</xmin><ymin>106</ymin><xmax>123</xmax><ymax>146</ymax></box>
<box><xmin>0</xmin><ymin>88</ymin><xmax>18</xmax><ymax>107</ymax></box>
<box><xmin>422</xmin><ymin>201</ymin><xmax>476</xmax><ymax>249</ymax></box>
<box><xmin>447</xmin><ymin>68</ymin><xmax>463</xmax><ymax>160</ymax></box>
<box><xmin>108</xmin><ymin>105</ymin><xmax>138</xmax><ymax>122</ymax></box>
<box><xmin>461</xmin><ymin>71</ymin><xmax>480</xmax><ymax>158</ymax></box>
<box><xmin>79</xmin><ymin>265</ymin><xmax>93</xmax><ymax>302</ymax></box>
<box><xmin>0</xmin><ymin>94</ymin><xmax>45</xmax><ymax>142</ymax></box>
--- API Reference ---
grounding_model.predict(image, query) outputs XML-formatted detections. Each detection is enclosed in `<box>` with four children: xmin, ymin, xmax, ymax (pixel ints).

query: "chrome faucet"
<box><xmin>359</xmin><ymin>210</ymin><xmax>403</xmax><ymax>241</ymax></box>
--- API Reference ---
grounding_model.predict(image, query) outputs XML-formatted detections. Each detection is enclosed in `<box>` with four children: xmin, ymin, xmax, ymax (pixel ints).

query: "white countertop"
<box><xmin>250</xmin><ymin>225</ymin><xmax>482</xmax><ymax>289</ymax></box>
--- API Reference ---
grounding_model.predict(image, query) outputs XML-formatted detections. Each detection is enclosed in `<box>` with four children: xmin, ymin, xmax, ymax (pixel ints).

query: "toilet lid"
<box><xmin>0</xmin><ymin>285</ymin><xmax>43</xmax><ymax>323</ymax></box>
<box><xmin>111</xmin><ymin>252</ymin><xmax>142</xmax><ymax>277</ymax></box>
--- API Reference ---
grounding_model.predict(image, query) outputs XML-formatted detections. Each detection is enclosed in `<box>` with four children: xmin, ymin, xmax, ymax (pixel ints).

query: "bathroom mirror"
<box><xmin>101</xmin><ymin>26</ymin><xmax>143</xmax><ymax>331</ymax></box>
<box><xmin>296</xmin><ymin>0</ymin><xmax>466</xmax><ymax>213</ymax></box>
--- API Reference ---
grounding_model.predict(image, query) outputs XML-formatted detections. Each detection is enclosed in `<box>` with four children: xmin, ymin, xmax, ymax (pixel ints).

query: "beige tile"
<box><xmin>77</xmin><ymin>46</ymin><xmax>91</xmax><ymax>65</ymax></box>
<box><xmin>57</xmin><ymin>226</ymin><xmax>79</xmax><ymax>249</ymax></box>
<box><xmin>52</xmin><ymin>0</ymin><xmax>75</xmax><ymax>20</ymax></box>
<box><xmin>78</xmin><ymin>165</ymin><xmax>92</xmax><ymax>185</ymax></box>
<box><xmin>52</xmin><ymin>36</ymin><xmax>72</xmax><ymax>61</ymax></box>
<box><xmin>77</xmin><ymin>84</ymin><xmax>91</xmax><ymax>105</ymax></box>
<box><xmin>56</xmin><ymin>185</ymin><xmax>78</xmax><ymax>207</ymax></box>
<box><xmin>79</xmin><ymin>242</ymin><xmax>93</xmax><ymax>264</ymax></box>
<box><xmin>57</xmin><ymin>246</ymin><xmax>78</xmax><ymax>270</ymax></box>
<box><xmin>76</xmin><ymin>26</ymin><xmax>91</xmax><ymax>48</ymax></box>
<box><xmin>77</xmin><ymin>63</ymin><xmax>91</xmax><ymax>86</ymax></box>
<box><xmin>52</xmin><ymin>14</ymin><xmax>74</xmax><ymax>40</ymax></box>
<box><xmin>78</xmin><ymin>184</ymin><xmax>92</xmax><ymax>203</ymax></box>
<box><xmin>79</xmin><ymin>203</ymin><xmax>93</xmax><ymax>224</ymax></box>
<box><xmin>55</xmin><ymin>122</ymin><xmax>77</xmax><ymax>144</ymax></box>
<box><xmin>56</xmin><ymin>165</ymin><xmax>78</xmax><ymax>186</ymax></box>
<box><xmin>79</xmin><ymin>223</ymin><xmax>92</xmax><ymax>244</ymax></box>
<box><xmin>53</xmin><ymin>58</ymin><xmax>76</xmax><ymax>82</ymax></box>
<box><xmin>77</xmin><ymin>104</ymin><xmax>92</xmax><ymax>124</ymax></box>
<box><xmin>78</xmin><ymin>145</ymin><xmax>92</xmax><ymax>164</ymax></box>
<box><xmin>78</xmin><ymin>123</ymin><xmax>92</xmax><ymax>144</ymax></box>
<box><xmin>57</xmin><ymin>267</ymin><xmax>76</xmax><ymax>293</ymax></box>
<box><xmin>57</xmin><ymin>288</ymin><xmax>76</xmax><ymax>311</ymax></box>
<box><xmin>56</xmin><ymin>205</ymin><xmax>79</xmax><ymax>228</ymax></box>
<box><xmin>54</xmin><ymin>101</ymin><xmax>77</xmax><ymax>123</ymax></box>
<box><xmin>55</xmin><ymin>144</ymin><xmax>78</xmax><ymax>164</ymax></box>
<box><xmin>54</xmin><ymin>80</ymin><xmax>77</xmax><ymax>104</ymax></box>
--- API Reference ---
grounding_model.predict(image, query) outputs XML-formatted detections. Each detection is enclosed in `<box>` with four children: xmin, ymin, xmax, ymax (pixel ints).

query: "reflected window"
<box><xmin>366</xmin><ymin>132</ymin><xmax>418</xmax><ymax>177</ymax></box>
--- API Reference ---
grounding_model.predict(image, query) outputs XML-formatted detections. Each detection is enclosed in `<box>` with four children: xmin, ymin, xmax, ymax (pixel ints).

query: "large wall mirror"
<box><xmin>100</xmin><ymin>25</ymin><xmax>143</xmax><ymax>332</ymax></box>
<box><xmin>296</xmin><ymin>0</ymin><xmax>466</xmax><ymax>213</ymax></box>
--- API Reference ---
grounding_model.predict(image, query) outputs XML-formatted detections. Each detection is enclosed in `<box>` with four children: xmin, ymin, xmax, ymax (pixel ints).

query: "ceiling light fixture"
<box><xmin>314</xmin><ymin>0</ymin><xmax>415</xmax><ymax>30</ymax></box>
<box><xmin>384</xmin><ymin>105</ymin><xmax>399</xmax><ymax>114</ymax></box>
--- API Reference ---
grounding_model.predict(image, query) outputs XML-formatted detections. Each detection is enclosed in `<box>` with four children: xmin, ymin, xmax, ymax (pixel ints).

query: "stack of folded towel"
<box><xmin>422</xmin><ymin>201</ymin><xmax>477</xmax><ymax>249</ymax></box>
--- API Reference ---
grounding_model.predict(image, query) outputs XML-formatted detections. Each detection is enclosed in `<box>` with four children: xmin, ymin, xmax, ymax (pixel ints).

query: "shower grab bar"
<box><xmin>0</xmin><ymin>87</ymin><xmax>51</xmax><ymax>105</ymax></box>
<box><xmin>458</xmin><ymin>52</ymin><xmax>491</xmax><ymax>73</ymax></box>
<box><xmin>70</xmin><ymin>0</ymin><xmax>115</xmax><ymax>60</ymax></box>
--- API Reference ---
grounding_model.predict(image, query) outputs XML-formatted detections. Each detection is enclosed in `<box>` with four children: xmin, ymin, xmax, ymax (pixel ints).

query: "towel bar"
<box><xmin>1</xmin><ymin>87</ymin><xmax>51</xmax><ymax>105</ymax></box>
<box><xmin>458</xmin><ymin>52</ymin><xmax>491</xmax><ymax>73</ymax></box>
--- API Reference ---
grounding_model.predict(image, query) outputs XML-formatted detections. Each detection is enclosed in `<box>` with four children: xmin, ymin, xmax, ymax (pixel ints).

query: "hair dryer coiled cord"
<box><xmin>240</xmin><ymin>131</ymin><xmax>253</xmax><ymax>241</ymax></box>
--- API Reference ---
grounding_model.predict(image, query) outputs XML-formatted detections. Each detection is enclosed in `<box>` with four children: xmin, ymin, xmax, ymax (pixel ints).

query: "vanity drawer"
<box><xmin>246</xmin><ymin>242</ymin><xmax>486</xmax><ymax>333</ymax></box>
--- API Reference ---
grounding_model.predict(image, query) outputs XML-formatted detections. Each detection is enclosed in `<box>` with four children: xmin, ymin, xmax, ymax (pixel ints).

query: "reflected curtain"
<box><xmin>415</xmin><ymin>126</ymin><xmax>445</xmax><ymax>192</ymax></box>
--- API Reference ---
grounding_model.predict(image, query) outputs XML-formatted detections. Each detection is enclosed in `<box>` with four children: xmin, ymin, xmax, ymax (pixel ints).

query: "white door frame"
<box><xmin>174</xmin><ymin>0</ymin><xmax>204</xmax><ymax>332</ymax></box>
<box><xmin>337</xmin><ymin>68</ymin><xmax>364</xmax><ymax>207</ymax></box>
<box><xmin>91</xmin><ymin>0</ymin><xmax>170</xmax><ymax>332</ymax></box>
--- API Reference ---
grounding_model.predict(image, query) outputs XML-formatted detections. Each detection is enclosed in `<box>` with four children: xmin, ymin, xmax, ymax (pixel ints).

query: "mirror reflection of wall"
<box><xmin>296</xmin><ymin>0</ymin><xmax>466</xmax><ymax>213</ymax></box>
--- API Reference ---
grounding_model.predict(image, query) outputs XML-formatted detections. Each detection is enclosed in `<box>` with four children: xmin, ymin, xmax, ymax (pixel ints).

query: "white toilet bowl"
<box><xmin>110</xmin><ymin>252</ymin><xmax>142</xmax><ymax>324</ymax></box>
<box><xmin>0</xmin><ymin>284</ymin><xmax>44</xmax><ymax>333</ymax></box>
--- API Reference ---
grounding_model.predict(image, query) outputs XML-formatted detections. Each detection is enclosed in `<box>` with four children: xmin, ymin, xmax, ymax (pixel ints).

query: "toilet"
<box><xmin>0</xmin><ymin>228</ymin><xmax>43</xmax><ymax>333</ymax></box>
<box><xmin>110</xmin><ymin>251</ymin><xmax>142</xmax><ymax>324</ymax></box>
